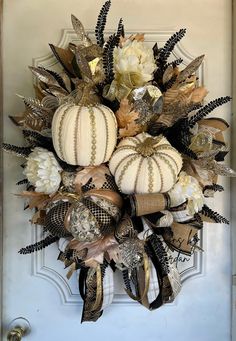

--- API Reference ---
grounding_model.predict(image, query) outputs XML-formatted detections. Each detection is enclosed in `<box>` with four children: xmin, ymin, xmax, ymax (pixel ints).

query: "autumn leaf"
<box><xmin>130</xmin><ymin>33</ymin><xmax>145</xmax><ymax>42</ymax></box>
<box><xmin>119</xmin><ymin>121</ymin><xmax>141</xmax><ymax>138</ymax></box>
<box><xmin>17</xmin><ymin>191</ymin><xmax>52</xmax><ymax>209</ymax></box>
<box><xmin>116</xmin><ymin>98</ymin><xmax>140</xmax><ymax>128</ymax></box>
<box><xmin>119</xmin><ymin>33</ymin><xmax>145</xmax><ymax>47</ymax></box>
<box><xmin>74</xmin><ymin>164</ymin><xmax>111</xmax><ymax>191</ymax></box>
<box><xmin>190</xmin><ymin>86</ymin><xmax>208</xmax><ymax>103</ymax></box>
<box><xmin>31</xmin><ymin>210</ymin><xmax>46</xmax><ymax>225</ymax></box>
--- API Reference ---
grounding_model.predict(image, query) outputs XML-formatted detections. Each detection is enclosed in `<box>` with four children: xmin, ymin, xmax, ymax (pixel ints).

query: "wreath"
<box><xmin>3</xmin><ymin>0</ymin><xmax>235</xmax><ymax>322</ymax></box>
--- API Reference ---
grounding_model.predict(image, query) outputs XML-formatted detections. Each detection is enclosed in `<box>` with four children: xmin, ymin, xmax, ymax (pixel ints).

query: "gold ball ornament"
<box><xmin>52</xmin><ymin>103</ymin><xmax>117</xmax><ymax>166</ymax></box>
<box><xmin>109</xmin><ymin>132</ymin><xmax>182</xmax><ymax>194</ymax></box>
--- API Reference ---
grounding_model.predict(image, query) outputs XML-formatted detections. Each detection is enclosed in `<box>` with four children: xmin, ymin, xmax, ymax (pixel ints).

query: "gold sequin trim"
<box><xmin>113</xmin><ymin>153</ymin><xmax>138</xmax><ymax>177</ymax></box>
<box><xmin>147</xmin><ymin>157</ymin><xmax>154</xmax><ymax>193</ymax></box>
<box><xmin>117</xmin><ymin>154</ymin><xmax>140</xmax><ymax>190</ymax></box>
<box><xmin>155</xmin><ymin>151</ymin><xmax>179</xmax><ymax>173</ymax></box>
<box><xmin>96</xmin><ymin>106</ymin><xmax>109</xmax><ymax>163</ymax></box>
<box><xmin>154</xmin><ymin>144</ymin><xmax>178</xmax><ymax>152</ymax></box>
<box><xmin>156</xmin><ymin>153</ymin><xmax>177</xmax><ymax>183</ymax></box>
<box><xmin>88</xmin><ymin>106</ymin><xmax>97</xmax><ymax>165</ymax></box>
<box><xmin>134</xmin><ymin>157</ymin><xmax>144</xmax><ymax>192</ymax></box>
<box><xmin>151</xmin><ymin>156</ymin><xmax>164</xmax><ymax>192</ymax></box>
<box><xmin>58</xmin><ymin>104</ymin><xmax>74</xmax><ymax>161</ymax></box>
<box><xmin>111</xmin><ymin>145</ymin><xmax>137</xmax><ymax>159</ymax></box>
<box><xmin>74</xmin><ymin>105</ymin><xmax>82</xmax><ymax>164</ymax></box>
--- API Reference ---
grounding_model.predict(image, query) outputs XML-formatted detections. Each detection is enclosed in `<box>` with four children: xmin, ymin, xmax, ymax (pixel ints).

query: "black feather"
<box><xmin>200</xmin><ymin>204</ymin><xmax>229</xmax><ymax>224</ymax></box>
<box><xmin>166</xmin><ymin>58</ymin><xmax>183</xmax><ymax>69</ymax></box>
<box><xmin>103</xmin><ymin>33</ymin><xmax>118</xmax><ymax>83</ymax></box>
<box><xmin>157</xmin><ymin>29</ymin><xmax>186</xmax><ymax>66</ymax></box>
<box><xmin>19</xmin><ymin>235</ymin><xmax>59</xmax><ymax>254</ymax></box>
<box><xmin>16</xmin><ymin>179</ymin><xmax>29</xmax><ymax>185</ymax></box>
<box><xmin>188</xmin><ymin>96</ymin><xmax>231</xmax><ymax>128</ymax></box>
<box><xmin>203</xmin><ymin>183</ymin><xmax>224</xmax><ymax>194</ymax></box>
<box><xmin>116</xmin><ymin>18</ymin><xmax>124</xmax><ymax>44</ymax></box>
<box><xmin>95</xmin><ymin>0</ymin><xmax>111</xmax><ymax>47</ymax></box>
<box><xmin>2</xmin><ymin>143</ymin><xmax>31</xmax><ymax>157</ymax></box>
<box><xmin>23</xmin><ymin>130</ymin><xmax>53</xmax><ymax>150</ymax></box>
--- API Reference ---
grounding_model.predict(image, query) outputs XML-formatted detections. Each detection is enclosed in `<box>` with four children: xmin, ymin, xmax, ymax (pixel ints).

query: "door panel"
<box><xmin>2</xmin><ymin>1</ymin><xmax>232</xmax><ymax>340</ymax></box>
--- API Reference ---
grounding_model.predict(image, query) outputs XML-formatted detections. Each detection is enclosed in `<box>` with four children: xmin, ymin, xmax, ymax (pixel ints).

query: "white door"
<box><xmin>2</xmin><ymin>0</ymin><xmax>232</xmax><ymax>340</ymax></box>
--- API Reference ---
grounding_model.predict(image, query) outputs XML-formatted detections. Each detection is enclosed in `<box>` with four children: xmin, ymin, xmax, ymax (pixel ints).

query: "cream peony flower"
<box><xmin>24</xmin><ymin>147</ymin><xmax>62</xmax><ymax>194</ymax></box>
<box><xmin>113</xmin><ymin>40</ymin><xmax>156</xmax><ymax>88</ymax></box>
<box><xmin>168</xmin><ymin>171</ymin><xmax>204</xmax><ymax>215</ymax></box>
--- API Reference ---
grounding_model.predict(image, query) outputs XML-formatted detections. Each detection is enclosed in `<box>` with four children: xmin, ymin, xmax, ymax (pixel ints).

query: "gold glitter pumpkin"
<box><xmin>109</xmin><ymin>132</ymin><xmax>182</xmax><ymax>194</ymax></box>
<box><xmin>52</xmin><ymin>103</ymin><xmax>117</xmax><ymax>166</ymax></box>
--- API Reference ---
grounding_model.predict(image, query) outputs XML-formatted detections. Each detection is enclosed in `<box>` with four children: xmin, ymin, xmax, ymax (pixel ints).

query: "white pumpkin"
<box><xmin>109</xmin><ymin>133</ymin><xmax>182</xmax><ymax>194</ymax></box>
<box><xmin>52</xmin><ymin>103</ymin><xmax>117</xmax><ymax>166</ymax></box>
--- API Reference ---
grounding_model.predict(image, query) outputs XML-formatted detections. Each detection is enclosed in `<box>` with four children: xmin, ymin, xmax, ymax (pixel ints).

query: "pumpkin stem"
<box><xmin>135</xmin><ymin>136</ymin><xmax>162</xmax><ymax>157</ymax></box>
<box><xmin>75</xmin><ymin>83</ymin><xmax>101</xmax><ymax>106</ymax></box>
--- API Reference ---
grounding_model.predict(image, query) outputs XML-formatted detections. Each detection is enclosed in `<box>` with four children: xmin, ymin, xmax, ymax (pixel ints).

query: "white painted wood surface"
<box><xmin>2</xmin><ymin>1</ymin><xmax>232</xmax><ymax>340</ymax></box>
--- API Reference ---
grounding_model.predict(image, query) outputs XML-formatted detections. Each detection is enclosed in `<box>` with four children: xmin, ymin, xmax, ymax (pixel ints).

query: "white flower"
<box><xmin>24</xmin><ymin>147</ymin><xmax>62</xmax><ymax>194</ymax></box>
<box><xmin>113</xmin><ymin>40</ymin><xmax>156</xmax><ymax>87</ymax></box>
<box><xmin>168</xmin><ymin>171</ymin><xmax>204</xmax><ymax>215</ymax></box>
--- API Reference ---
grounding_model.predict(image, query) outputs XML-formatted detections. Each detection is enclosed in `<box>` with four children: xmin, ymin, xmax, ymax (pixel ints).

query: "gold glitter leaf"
<box><xmin>75</xmin><ymin>51</ymin><xmax>92</xmax><ymax>80</ymax></box>
<box><xmin>71</xmin><ymin>14</ymin><xmax>92</xmax><ymax>46</ymax></box>
<box><xmin>177</xmin><ymin>55</ymin><xmax>204</xmax><ymax>83</ymax></box>
<box><xmin>49</xmin><ymin>44</ymin><xmax>75</xmax><ymax>76</ymax></box>
<box><xmin>29</xmin><ymin>67</ymin><xmax>59</xmax><ymax>87</ymax></box>
<box><xmin>163</xmin><ymin>65</ymin><xmax>174</xmax><ymax>84</ymax></box>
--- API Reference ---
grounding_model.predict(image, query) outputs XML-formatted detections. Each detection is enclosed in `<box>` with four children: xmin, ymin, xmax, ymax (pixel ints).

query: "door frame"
<box><xmin>232</xmin><ymin>1</ymin><xmax>236</xmax><ymax>339</ymax></box>
<box><xmin>0</xmin><ymin>0</ymin><xmax>3</xmax><ymax>339</ymax></box>
<box><xmin>0</xmin><ymin>0</ymin><xmax>235</xmax><ymax>339</ymax></box>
